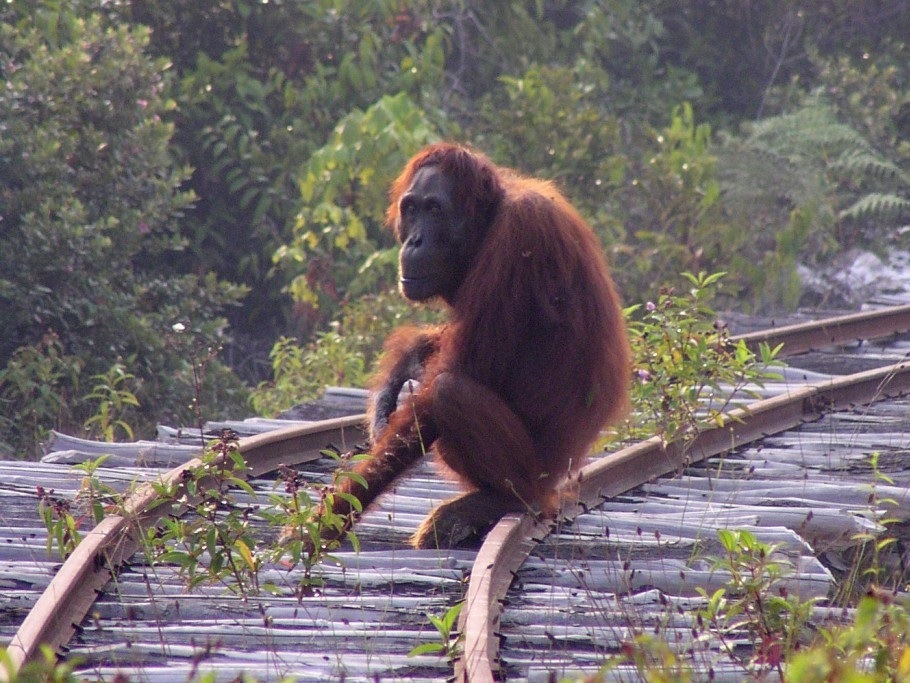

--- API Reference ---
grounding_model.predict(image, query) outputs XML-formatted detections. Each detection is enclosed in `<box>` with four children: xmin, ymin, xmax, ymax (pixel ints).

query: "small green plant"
<box><xmin>834</xmin><ymin>452</ymin><xmax>904</xmax><ymax>605</ymax></box>
<box><xmin>697</xmin><ymin>529</ymin><xmax>816</xmax><ymax>680</ymax></box>
<box><xmin>785</xmin><ymin>590</ymin><xmax>910</xmax><ymax>682</ymax></box>
<box><xmin>149</xmin><ymin>430</ymin><xmax>262</xmax><ymax>594</ymax></box>
<box><xmin>148</xmin><ymin>435</ymin><xmax>365</xmax><ymax>598</ymax></box>
<box><xmin>265</xmin><ymin>448</ymin><xmax>367</xmax><ymax>598</ymax></box>
<box><xmin>71</xmin><ymin>454</ymin><xmax>120</xmax><ymax>526</ymax></box>
<box><xmin>619</xmin><ymin>633</ymin><xmax>692</xmax><ymax>683</ymax></box>
<box><xmin>408</xmin><ymin>601</ymin><xmax>464</xmax><ymax>661</ymax></box>
<box><xmin>81</xmin><ymin>363</ymin><xmax>140</xmax><ymax>442</ymax></box>
<box><xmin>36</xmin><ymin>454</ymin><xmax>121</xmax><ymax>559</ymax></box>
<box><xmin>616</xmin><ymin>271</ymin><xmax>781</xmax><ymax>448</ymax></box>
<box><xmin>0</xmin><ymin>644</ymin><xmax>79</xmax><ymax>682</ymax></box>
<box><xmin>36</xmin><ymin>485</ymin><xmax>80</xmax><ymax>560</ymax></box>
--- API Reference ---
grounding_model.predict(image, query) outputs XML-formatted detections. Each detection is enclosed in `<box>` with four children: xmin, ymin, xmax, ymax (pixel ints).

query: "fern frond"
<box><xmin>717</xmin><ymin>144</ymin><xmax>827</xmax><ymax>210</ymax></box>
<box><xmin>830</xmin><ymin>149</ymin><xmax>910</xmax><ymax>184</ymax></box>
<box><xmin>839</xmin><ymin>193</ymin><xmax>910</xmax><ymax>222</ymax></box>
<box><xmin>748</xmin><ymin>104</ymin><xmax>867</xmax><ymax>158</ymax></box>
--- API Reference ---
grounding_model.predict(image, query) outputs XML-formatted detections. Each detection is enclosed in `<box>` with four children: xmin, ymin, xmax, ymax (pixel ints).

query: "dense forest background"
<box><xmin>1</xmin><ymin>0</ymin><xmax>909</xmax><ymax>457</ymax></box>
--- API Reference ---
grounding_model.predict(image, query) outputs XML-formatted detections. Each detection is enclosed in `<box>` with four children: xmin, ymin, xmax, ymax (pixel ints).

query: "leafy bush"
<box><xmin>472</xmin><ymin>63</ymin><xmax>625</xmax><ymax>228</ymax></box>
<box><xmin>0</xmin><ymin>333</ymin><xmax>81</xmax><ymax>458</ymax></box>
<box><xmin>274</xmin><ymin>93</ymin><xmax>440</xmax><ymax>330</ymax></box>
<box><xmin>0</xmin><ymin>7</ymin><xmax>247</xmax><ymax>455</ymax></box>
<box><xmin>816</xmin><ymin>48</ymin><xmax>910</xmax><ymax>166</ymax></box>
<box><xmin>250</xmin><ymin>288</ymin><xmax>443</xmax><ymax>415</ymax></box>
<box><xmin>249</xmin><ymin>334</ymin><xmax>367</xmax><ymax>417</ymax></box>
<box><xmin>609</xmin><ymin>105</ymin><xmax>731</xmax><ymax>302</ymax></box>
<box><xmin>723</xmin><ymin>96</ymin><xmax>910</xmax><ymax>243</ymax></box>
<box><xmin>617</xmin><ymin>272</ymin><xmax>779</xmax><ymax>448</ymax></box>
<box><xmin>120</xmin><ymin>0</ymin><xmax>449</xmax><ymax>339</ymax></box>
<box><xmin>785</xmin><ymin>592</ymin><xmax>910</xmax><ymax>682</ymax></box>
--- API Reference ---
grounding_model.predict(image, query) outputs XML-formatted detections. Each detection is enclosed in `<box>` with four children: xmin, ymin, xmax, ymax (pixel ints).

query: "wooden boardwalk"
<box><xmin>2</xmin><ymin>315</ymin><xmax>910</xmax><ymax>681</ymax></box>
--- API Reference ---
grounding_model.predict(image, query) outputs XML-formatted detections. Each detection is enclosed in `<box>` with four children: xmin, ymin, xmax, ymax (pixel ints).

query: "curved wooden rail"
<box><xmin>7</xmin><ymin>304</ymin><xmax>910</xmax><ymax>680</ymax></box>
<box><xmin>735</xmin><ymin>303</ymin><xmax>910</xmax><ymax>355</ymax></box>
<box><xmin>4</xmin><ymin>415</ymin><xmax>365</xmax><ymax>677</ymax></box>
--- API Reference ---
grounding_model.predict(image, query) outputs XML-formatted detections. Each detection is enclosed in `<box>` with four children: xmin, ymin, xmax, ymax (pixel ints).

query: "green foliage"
<box><xmin>716</xmin><ymin>100</ymin><xmax>898</xmax><ymax>311</ymax></box>
<box><xmin>839</xmin><ymin>192</ymin><xmax>910</xmax><ymax>224</ymax></box>
<box><xmin>265</xmin><ymin>450</ymin><xmax>372</xmax><ymax>598</ymax></box>
<box><xmin>168</xmin><ymin>39</ymin><xmax>317</xmax><ymax>331</ymax></box>
<box><xmin>570</xmin><ymin>529</ymin><xmax>815</xmax><ymax>682</ymax></box>
<box><xmin>293</xmin><ymin>330</ymin><xmax>366</xmax><ymax>392</ymax></box>
<box><xmin>473</xmin><ymin>63</ymin><xmax>625</xmax><ymax>223</ymax></box>
<box><xmin>71</xmin><ymin>454</ymin><xmax>120</xmax><ymax>526</ymax></box>
<box><xmin>37</xmin><ymin>454</ymin><xmax>119</xmax><ymax>559</ymax></box>
<box><xmin>247</xmin><ymin>337</ymin><xmax>310</xmax><ymax>416</ymax></box>
<box><xmin>573</xmin><ymin>1</ymin><xmax>704</xmax><ymax>125</ymax></box>
<box><xmin>335</xmin><ymin>288</ymin><xmax>444</xmax><ymax>360</ymax></box>
<box><xmin>0</xmin><ymin>334</ymin><xmax>142</xmax><ymax>454</ymax></box>
<box><xmin>751</xmin><ymin>98</ymin><xmax>910</xmax><ymax>235</ymax></box>
<box><xmin>718</xmin><ymin>96</ymin><xmax>910</xmax><ymax>272</ymax></box>
<box><xmin>831</xmin><ymin>452</ymin><xmax>905</xmax><ymax>607</ymax></box>
<box><xmin>34</xmin><ymin>429</ymin><xmax>364</xmax><ymax>600</ymax></box>
<box><xmin>250</xmin><ymin>288</ymin><xmax>443</xmax><ymax>415</ymax></box>
<box><xmin>81</xmin><ymin>364</ymin><xmax>140</xmax><ymax>442</ymax></box>
<box><xmin>265</xmin><ymin>450</ymin><xmax>366</xmax><ymax>598</ymax></box>
<box><xmin>611</xmin><ymin>105</ymin><xmax>731</xmax><ymax>301</ymax></box>
<box><xmin>597</xmin><ymin>633</ymin><xmax>692</xmax><ymax>682</ymax></box>
<box><xmin>0</xmin><ymin>8</ymin><xmax>247</xmax><ymax>454</ymax></box>
<box><xmin>575</xmin><ymin>527</ymin><xmax>910</xmax><ymax>683</ymax></box>
<box><xmin>276</xmin><ymin>93</ymin><xmax>439</xmax><ymax>322</ymax></box>
<box><xmin>647</xmin><ymin>1</ymin><xmax>910</xmax><ymax>123</ymax></box>
<box><xmin>0</xmin><ymin>13</ymin><xmax>193</xmax><ymax>326</ymax></box>
<box><xmin>618</xmin><ymin>272</ymin><xmax>780</xmax><ymax>447</ymax></box>
<box><xmin>408</xmin><ymin>602</ymin><xmax>464</xmax><ymax>661</ymax></box>
<box><xmin>147</xmin><ymin>437</ymin><xmax>366</xmax><ymax>599</ymax></box>
<box><xmin>249</xmin><ymin>333</ymin><xmax>367</xmax><ymax>415</ymax></box>
<box><xmin>3</xmin><ymin>0</ymin><xmax>909</xmax><ymax>457</ymax></box>
<box><xmin>722</xmin><ymin>147</ymin><xmax>818</xmax><ymax>312</ymax></box>
<box><xmin>149</xmin><ymin>430</ymin><xmax>263</xmax><ymax>594</ymax></box>
<box><xmin>699</xmin><ymin>529</ymin><xmax>816</xmax><ymax>679</ymax></box>
<box><xmin>465</xmin><ymin>7</ymin><xmax>707</xmax><ymax>297</ymax></box>
<box><xmin>0</xmin><ymin>645</ymin><xmax>79</xmax><ymax>683</ymax></box>
<box><xmin>0</xmin><ymin>333</ymin><xmax>82</xmax><ymax>457</ymax></box>
<box><xmin>815</xmin><ymin>49</ymin><xmax>910</xmax><ymax>167</ymax></box>
<box><xmin>125</xmin><ymin>0</ymin><xmax>448</xmax><ymax>336</ymax></box>
<box><xmin>36</xmin><ymin>485</ymin><xmax>80</xmax><ymax>561</ymax></box>
<box><xmin>785</xmin><ymin>592</ymin><xmax>910</xmax><ymax>682</ymax></box>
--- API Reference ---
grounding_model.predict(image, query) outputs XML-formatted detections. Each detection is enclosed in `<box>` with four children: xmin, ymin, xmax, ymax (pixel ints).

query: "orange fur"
<box><xmin>332</xmin><ymin>143</ymin><xmax>630</xmax><ymax>547</ymax></box>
